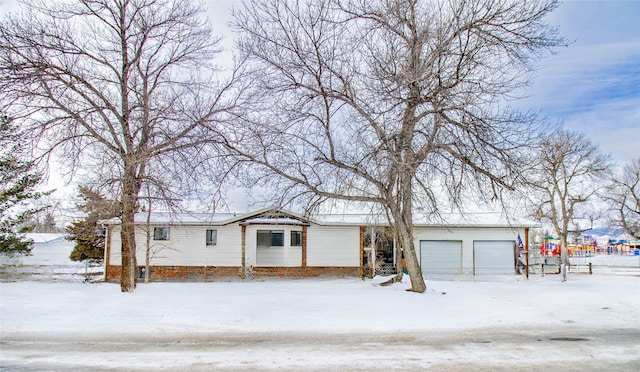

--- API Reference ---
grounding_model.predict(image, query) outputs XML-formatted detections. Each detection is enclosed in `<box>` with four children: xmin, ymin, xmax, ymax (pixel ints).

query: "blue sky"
<box><xmin>210</xmin><ymin>0</ymin><xmax>640</xmax><ymax>166</ymax></box>
<box><xmin>519</xmin><ymin>0</ymin><xmax>640</xmax><ymax>165</ymax></box>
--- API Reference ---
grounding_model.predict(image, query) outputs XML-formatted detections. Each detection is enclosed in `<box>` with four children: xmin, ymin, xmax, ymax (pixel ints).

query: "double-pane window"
<box><xmin>257</xmin><ymin>230</ymin><xmax>284</xmax><ymax>247</ymax></box>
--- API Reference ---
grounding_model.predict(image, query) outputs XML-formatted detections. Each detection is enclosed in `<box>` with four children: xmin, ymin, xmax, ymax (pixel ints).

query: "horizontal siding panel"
<box><xmin>108</xmin><ymin>226</ymin><xmax>122</xmax><ymax>264</ymax></box>
<box><xmin>307</xmin><ymin>226</ymin><xmax>360</xmax><ymax>267</ymax></box>
<box><xmin>256</xmin><ymin>247</ymin><xmax>302</xmax><ymax>267</ymax></box>
<box><xmin>108</xmin><ymin>225</ymin><xmax>241</xmax><ymax>267</ymax></box>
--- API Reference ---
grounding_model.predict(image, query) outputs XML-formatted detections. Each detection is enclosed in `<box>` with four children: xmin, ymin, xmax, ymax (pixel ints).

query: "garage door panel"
<box><xmin>474</xmin><ymin>241</ymin><xmax>515</xmax><ymax>275</ymax></box>
<box><xmin>420</xmin><ymin>240</ymin><xmax>462</xmax><ymax>275</ymax></box>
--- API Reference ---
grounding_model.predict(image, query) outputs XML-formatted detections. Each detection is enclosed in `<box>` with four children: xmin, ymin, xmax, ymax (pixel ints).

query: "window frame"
<box><xmin>153</xmin><ymin>227</ymin><xmax>170</xmax><ymax>241</ymax></box>
<box><xmin>257</xmin><ymin>230</ymin><xmax>285</xmax><ymax>247</ymax></box>
<box><xmin>291</xmin><ymin>230</ymin><xmax>303</xmax><ymax>247</ymax></box>
<box><xmin>206</xmin><ymin>229</ymin><xmax>217</xmax><ymax>246</ymax></box>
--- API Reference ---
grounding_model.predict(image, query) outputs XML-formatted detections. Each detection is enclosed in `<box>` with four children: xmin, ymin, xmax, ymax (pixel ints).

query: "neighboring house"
<box><xmin>0</xmin><ymin>233</ymin><xmax>73</xmax><ymax>266</ymax></box>
<box><xmin>102</xmin><ymin>207</ymin><xmax>534</xmax><ymax>281</ymax></box>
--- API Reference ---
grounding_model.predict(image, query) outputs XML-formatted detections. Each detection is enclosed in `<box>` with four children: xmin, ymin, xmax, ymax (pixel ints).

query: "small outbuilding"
<box><xmin>102</xmin><ymin>207</ymin><xmax>534</xmax><ymax>281</ymax></box>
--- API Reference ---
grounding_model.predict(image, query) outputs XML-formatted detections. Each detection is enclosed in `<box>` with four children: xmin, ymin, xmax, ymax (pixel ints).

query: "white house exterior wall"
<box><xmin>244</xmin><ymin>225</ymin><xmax>303</xmax><ymax>267</ymax></box>
<box><xmin>413</xmin><ymin>226</ymin><xmax>523</xmax><ymax>275</ymax></box>
<box><xmin>108</xmin><ymin>224</ymin><xmax>242</xmax><ymax>267</ymax></box>
<box><xmin>306</xmin><ymin>226</ymin><xmax>360</xmax><ymax>267</ymax></box>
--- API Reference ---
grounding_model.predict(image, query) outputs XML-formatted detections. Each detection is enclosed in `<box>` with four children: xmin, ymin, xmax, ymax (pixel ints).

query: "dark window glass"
<box><xmin>206</xmin><ymin>229</ymin><xmax>217</xmax><ymax>246</ymax></box>
<box><xmin>257</xmin><ymin>230</ymin><xmax>284</xmax><ymax>247</ymax></box>
<box><xmin>291</xmin><ymin>231</ymin><xmax>302</xmax><ymax>246</ymax></box>
<box><xmin>271</xmin><ymin>231</ymin><xmax>284</xmax><ymax>246</ymax></box>
<box><xmin>153</xmin><ymin>227</ymin><xmax>169</xmax><ymax>241</ymax></box>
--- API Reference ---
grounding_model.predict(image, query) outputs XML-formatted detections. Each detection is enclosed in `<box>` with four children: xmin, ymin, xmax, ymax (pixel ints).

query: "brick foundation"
<box><xmin>106</xmin><ymin>265</ymin><xmax>361</xmax><ymax>281</ymax></box>
<box><xmin>252</xmin><ymin>266</ymin><xmax>361</xmax><ymax>278</ymax></box>
<box><xmin>106</xmin><ymin>265</ymin><xmax>242</xmax><ymax>282</ymax></box>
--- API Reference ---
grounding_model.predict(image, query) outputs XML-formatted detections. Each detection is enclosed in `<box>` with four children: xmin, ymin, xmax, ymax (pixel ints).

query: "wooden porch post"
<box><xmin>359</xmin><ymin>226</ymin><xmax>364</xmax><ymax>278</ymax></box>
<box><xmin>302</xmin><ymin>225</ymin><xmax>307</xmax><ymax>268</ymax></box>
<box><xmin>241</xmin><ymin>225</ymin><xmax>246</xmax><ymax>278</ymax></box>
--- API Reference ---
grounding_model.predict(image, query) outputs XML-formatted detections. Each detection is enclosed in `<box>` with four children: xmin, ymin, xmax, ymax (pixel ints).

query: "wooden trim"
<box><xmin>302</xmin><ymin>226</ymin><xmax>307</xmax><ymax>267</ymax></box>
<box><xmin>241</xmin><ymin>225</ymin><xmax>246</xmax><ymax>278</ymax></box>
<box><xmin>359</xmin><ymin>226</ymin><xmax>364</xmax><ymax>277</ymax></box>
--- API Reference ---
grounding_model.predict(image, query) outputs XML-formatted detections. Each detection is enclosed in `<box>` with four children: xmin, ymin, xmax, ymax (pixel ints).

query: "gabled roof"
<box><xmin>101</xmin><ymin>207</ymin><xmax>538</xmax><ymax>228</ymax></box>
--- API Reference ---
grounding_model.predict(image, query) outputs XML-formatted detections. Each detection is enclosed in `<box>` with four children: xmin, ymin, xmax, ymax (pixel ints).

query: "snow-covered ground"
<box><xmin>1</xmin><ymin>274</ymin><xmax>639</xmax><ymax>370</ymax></box>
<box><xmin>2</xmin><ymin>274</ymin><xmax>639</xmax><ymax>335</ymax></box>
<box><xmin>1</xmin><ymin>239</ymin><xmax>639</xmax><ymax>370</ymax></box>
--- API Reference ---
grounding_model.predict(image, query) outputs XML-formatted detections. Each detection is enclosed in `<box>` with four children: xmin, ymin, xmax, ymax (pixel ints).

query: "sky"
<box><xmin>1</xmin><ymin>0</ymin><xmax>639</xmax><ymax>212</ymax></box>
<box><xmin>207</xmin><ymin>0</ymin><xmax>640</xmax><ymax>167</ymax></box>
<box><xmin>518</xmin><ymin>0</ymin><xmax>640</xmax><ymax>165</ymax></box>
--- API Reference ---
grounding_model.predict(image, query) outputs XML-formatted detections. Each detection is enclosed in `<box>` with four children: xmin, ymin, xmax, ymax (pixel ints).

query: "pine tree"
<box><xmin>66</xmin><ymin>186</ymin><xmax>120</xmax><ymax>263</ymax></box>
<box><xmin>0</xmin><ymin>114</ymin><xmax>48</xmax><ymax>255</ymax></box>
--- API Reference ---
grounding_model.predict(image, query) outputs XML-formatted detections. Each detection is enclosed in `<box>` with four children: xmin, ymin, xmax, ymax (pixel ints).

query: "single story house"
<box><xmin>102</xmin><ymin>207</ymin><xmax>534</xmax><ymax>281</ymax></box>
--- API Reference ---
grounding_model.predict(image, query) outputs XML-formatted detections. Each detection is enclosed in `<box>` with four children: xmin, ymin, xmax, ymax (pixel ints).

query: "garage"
<box><xmin>420</xmin><ymin>240</ymin><xmax>462</xmax><ymax>276</ymax></box>
<box><xmin>473</xmin><ymin>240</ymin><xmax>515</xmax><ymax>275</ymax></box>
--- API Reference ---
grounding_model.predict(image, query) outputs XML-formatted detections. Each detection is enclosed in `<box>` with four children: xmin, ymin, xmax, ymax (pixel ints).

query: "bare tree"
<box><xmin>229</xmin><ymin>0</ymin><xmax>563</xmax><ymax>292</ymax></box>
<box><xmin>607</xmin><ymin>159</ymin><xmax>640</xmax><ymax>238</ymax></box>
<box><xmin>527</xmin><ymin>130</ymin><xmax>610</xmax><ymax>281</ymax></box>
<box><xmin>0</xmin><ymin>0</ymin><xmax>242</xmax><ymax>292</ymax></box>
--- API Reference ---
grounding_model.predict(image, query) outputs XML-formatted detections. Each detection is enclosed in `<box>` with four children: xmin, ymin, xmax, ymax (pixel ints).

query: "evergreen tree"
<box><xmin>67</xmin><ymin>186</ymin><xmax>120</xmax><ymax>263</ymax></box>
<box><xmin>0</xmin><ymin>114</ymin><xmax>48</xmax><ymax>255</ymax></box>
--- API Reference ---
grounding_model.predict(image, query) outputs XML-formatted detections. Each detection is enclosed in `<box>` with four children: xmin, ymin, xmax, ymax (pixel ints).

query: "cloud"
<box><xmin>519</xmin><ymin>0</ymin><xmax>640</xmax><ymax>165</ymax></box>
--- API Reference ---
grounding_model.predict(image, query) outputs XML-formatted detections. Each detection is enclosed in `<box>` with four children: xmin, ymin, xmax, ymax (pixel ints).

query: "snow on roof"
<box><xmin>101</xmin><ymin>212</ymin><xmax>242</xmax><ymax>226</ymax></box>
<box><xmin>102</xmin><ymin>208</ymin><xmax>536</xmax><ymax>228</ymax></box>
<box><xmin>313</xmin><ymin>211</ymin><xmax>537</xmax><ymax>227</ymax></box>
<box><xmin>24</xmin><ymin>233</ymin><xmax>68</xmax><ymax>244</ymax></box>
<box><xmin>240</xmin><ymin>217</ymin><xmax>309</xmax><ymax>226</ymax></box>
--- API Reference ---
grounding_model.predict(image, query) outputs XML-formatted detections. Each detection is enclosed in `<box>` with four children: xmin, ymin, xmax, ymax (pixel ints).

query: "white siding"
<box><xmin>414</xmin><ymin>227</ymin><xmax>523</xmax><ymax>275</ymax></box>
<box><xmin>108</xmin><ymin>225</ymin><xmax>122</xmax><ymax>264</ymax></box>
<box><xmin>306</xmin><ymin>226</ymin><xmax>360</xmax><ymax>267</ymax></box>
<box><xmin>245</xmin><ymin>225</ymin><xmax>303</xmax><ymax>267</ymax></box>
<box><xmin>108</xmin><ymin>224</ymin><xmax>242</xmax><ymax>266</ymax></box>
<box><xmin>256</xmin><ymin>247</ymin><xmax>302</xmax><ymax>267</ymax></box>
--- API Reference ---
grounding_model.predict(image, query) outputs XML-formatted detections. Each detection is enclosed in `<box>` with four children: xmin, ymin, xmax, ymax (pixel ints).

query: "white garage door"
<box><xmin>473</xmin><ymin>241</ymin><xmax>515</xmax><ymax>275</ymax></box>
<box><xmin>420</xmin><ymin>240</ymin><xmax>462</xmax><ymax>276</ymax></box>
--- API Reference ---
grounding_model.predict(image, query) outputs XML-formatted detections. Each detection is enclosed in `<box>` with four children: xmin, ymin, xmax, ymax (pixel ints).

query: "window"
<box><xmin>257</xmin><ymin>230</ymin><xmax>284</xmax><ymax>247</ymax></box>
<box><xmin>291</xmin><ymin>231</ymin><xmax>302</xmax><ymax>246</ymax></box>
<box><xmin>206</xmin><ymin>229</ymin><xmax>217</xmax><ymax>246</ymax></box>
<box><xmin>153</xmin><ymin>227</ymin><xmax>170</xmax><ymax>241</ymax></box>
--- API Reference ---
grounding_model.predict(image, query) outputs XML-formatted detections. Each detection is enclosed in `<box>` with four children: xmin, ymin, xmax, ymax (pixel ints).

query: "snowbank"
<box><xmin>1</xmin><ymin>274</ymin><xmax>638</xmax><ymax>337</ymax></box>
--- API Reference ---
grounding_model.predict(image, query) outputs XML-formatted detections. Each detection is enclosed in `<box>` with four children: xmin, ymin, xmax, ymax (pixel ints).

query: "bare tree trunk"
<box><xmin>393</xmin><ymin>174</ymin><xmax>426</xmax><ymax>293</ymax></box>
<box><xmin>560</xmin><ymin>237</ymin><xmax>568</xmax><ymax>281</ymax></box>
<box><xmin>394</xmin><ymin>229</ymin><xmax>403</xmax><ymax>280</ymax></box>
<box><xmin>395</xmin><ymin>215</ymin><xmax>426</xmax><ymax>293</ymax></box>
<box><xmin>120</xmin><ymin>163</ymin><xmax>141</xmax><ymax>292</ymax></box>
